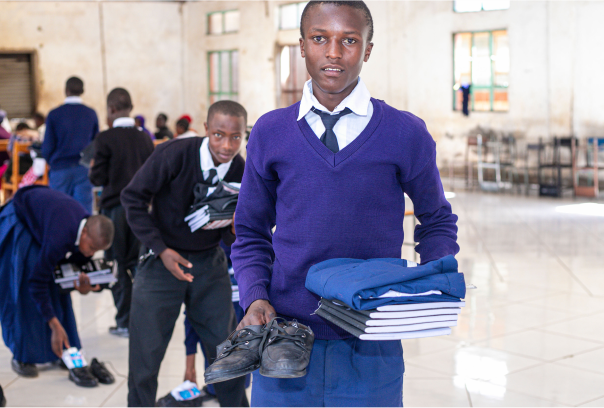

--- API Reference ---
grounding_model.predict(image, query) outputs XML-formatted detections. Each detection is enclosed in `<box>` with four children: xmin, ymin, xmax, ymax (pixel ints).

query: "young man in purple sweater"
<box><xmin>231</xmin><ymin>1</ymin><xmax>459</xmax><ymax>406</ymax></box>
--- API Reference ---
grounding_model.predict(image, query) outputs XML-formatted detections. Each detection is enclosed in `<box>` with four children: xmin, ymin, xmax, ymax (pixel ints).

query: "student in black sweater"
<box><xmin>121</xmin><ymin>101</ymin><xmax>247</xmax><ymax>407</ymax></box>
<box><xmin>89</xmin><ymin>88</ymin><xmax>154</xmax><ymax>337</ymax></box>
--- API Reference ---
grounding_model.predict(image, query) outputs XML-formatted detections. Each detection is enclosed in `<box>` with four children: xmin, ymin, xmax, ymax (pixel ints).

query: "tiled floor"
<box><xmin>2</xmin><ymin>190</ymin><xmax>604</xmax><ymax>406</ymax></box>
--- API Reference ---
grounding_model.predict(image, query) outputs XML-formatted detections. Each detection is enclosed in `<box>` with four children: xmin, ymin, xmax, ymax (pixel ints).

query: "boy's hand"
<box><xmin>49</xmin><ymin>317</ymin><xmax>70</xmax><ymax>358</ymax></box>
<box><xmin>231</xmin><ymin>213</ymin><xmax>236</xmax><ymax>235</ymax></box>
<box><xmin>74</xmin><ymin>273</ymin><xmax>101</xmax><ymax>294</ymax></box>
<box><xmin>237</xmin><ymin>299</ymin><xmax>276</xmax><ymax>330</ymax></box>
<box><xmin>160</xmin><ymin>248</ymin><xmax>194</xmax><ymax>282</ymax></box>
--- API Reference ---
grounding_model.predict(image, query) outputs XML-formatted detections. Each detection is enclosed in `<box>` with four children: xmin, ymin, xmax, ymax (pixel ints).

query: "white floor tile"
<box><xmin>403</xmin><ymin>378</ymin><xmax>470</xmax><ymax>407</ymax></box>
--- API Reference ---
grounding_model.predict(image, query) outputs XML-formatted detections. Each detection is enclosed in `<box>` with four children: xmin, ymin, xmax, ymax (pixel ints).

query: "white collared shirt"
<box><xmin>64</xmin><ymin>96</ymin><xmax>83</xmax><ymax>105</ymax></box>
<box><xmin>297</xmin><ymin>77</ymin><xmax>373</xmax><ymax>150</ymax></box>
<box><xmin>75</xmin><ymin>218</ymin><xmax>87</xmax><ymax>246</ymax></box>
<box><xmin>113</xmin><ymin>117</ymin><xmax>136</xmax><ymax>128</ymax></box>
<box><xmin>200</xmin><ymin>137</ymin><xmax>233</xmax><ymax>183</ymax></box>
<box><xmin>178</xmin><ymin>130</ymin><xmax>199</xmax><ymax>139</ymax></box>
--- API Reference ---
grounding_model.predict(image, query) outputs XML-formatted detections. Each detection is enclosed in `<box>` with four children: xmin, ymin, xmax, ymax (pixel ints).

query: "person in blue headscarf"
<box><xmin>134</xmin><ymin>115</ymin><xmax>155</xmax><ymax>140</ymax></box>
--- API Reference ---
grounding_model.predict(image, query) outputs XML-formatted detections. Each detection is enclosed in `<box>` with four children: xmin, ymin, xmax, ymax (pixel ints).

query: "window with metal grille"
<box><xmin>208</xmin><ymin>50</ymin><xmax>239</xmax><ymax>104</ymax></box>
<box><xmin>453</xmin><ymin>30</ymin><xmax>509</xmax><ymax>112</ymax></box>
<box><xmin>207</xmin><ymin>10</ymin><xmax>240</xmax><ymax>35</ymax></box>
<box><xmin>278</xmin><ymin>45</ymin><xmax>310</xmax><ymax>108</ymax></box>
<box><xmin>0</xmin><ymin>53</ymin><xmax>35</xmax><ymax>118</ymax></box>
<box><xmin>279</xmin><ymin>2</ymin><xmax>308</xmax><ymax>30</ymax></box>
<box><xmin>453</xmin><ymin>0</ymin><xmax>510</xmax><ymax>13</ymax></box>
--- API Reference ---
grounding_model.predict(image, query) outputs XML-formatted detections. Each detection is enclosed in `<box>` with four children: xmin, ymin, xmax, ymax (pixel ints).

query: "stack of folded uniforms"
<box><xmin>306</xmin><ymin>255</ymin><xmax>467</xmax><ymax>340</ymax></box>
<box><xmin>54</xmin><ymin>259</ymin><xmax>116</xmax><ymax>291</ymax></box>
<box><xmin>185</xmin><ymin>181</ymin><xmax>240</xmax><ymax>232</ymax></box>
<box><xmin>229</xmin><ymin>266</ymin><xmax>240</xmax><ymax>303</ymax></box>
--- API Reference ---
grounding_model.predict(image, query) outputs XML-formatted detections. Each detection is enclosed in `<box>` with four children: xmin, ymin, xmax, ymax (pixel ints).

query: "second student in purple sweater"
<box><xmin>231</xmin><ymin>1</ymin><xmax>459</xmax><ymax>406</ymax></box>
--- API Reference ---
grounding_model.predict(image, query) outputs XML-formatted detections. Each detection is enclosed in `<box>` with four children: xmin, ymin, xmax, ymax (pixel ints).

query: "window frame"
<box><xmin>453</xmin><ymin>0</ymin><xmax>510</xmax><ymax>13</ymax></box>
<box><xmin>206</xmin><ymin>9</ymin><xmax>239</xmax><ymax>35</ymax></box>
<box><xmin>452</xmin><ymin>29</ymin><xmax>509</xmax><ymax>113</ymax></box>
<box><xmin>0</xmin><ymin>51</ymin><xmax>37</xmax><ymax>118</ymax></box>
<box><xmin>278</xmin><ymin>2</ymin><xmax>308</xmax><ymax>30</ymax></box>
<box><xmin>207</xmin><ymin>50</ymin><xmax>239</xmax><ymax>104</ymax></box>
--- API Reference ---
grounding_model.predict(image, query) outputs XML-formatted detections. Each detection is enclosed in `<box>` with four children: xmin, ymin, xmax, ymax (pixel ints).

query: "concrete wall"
<box><xmin>1</xmin><ymin>0</ymin><xmax>603</xmax><ymax>160</ymax></box>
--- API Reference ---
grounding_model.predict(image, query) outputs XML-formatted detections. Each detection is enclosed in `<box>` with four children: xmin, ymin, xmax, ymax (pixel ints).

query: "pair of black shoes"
<box><xmin>204</xmin><ymin>317</ymin><xmax>314</xmax><ymax>384</ymax></box>
<box><xmin>68</xmin><ymin>358</ymin><xmax>115</xmax><ymax>388</ymax></box>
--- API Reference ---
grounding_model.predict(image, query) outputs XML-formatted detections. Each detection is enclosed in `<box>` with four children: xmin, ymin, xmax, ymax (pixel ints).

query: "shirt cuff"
<box><xmin>240</xmin><ymin>285</ymin><xmax>270</xmax><ymax>312</ymax></box>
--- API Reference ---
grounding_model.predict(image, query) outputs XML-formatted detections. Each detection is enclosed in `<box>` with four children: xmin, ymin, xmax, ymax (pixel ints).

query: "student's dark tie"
<box><xmin>311</xmin><ymin>107</ymin><xmax>353</xmax><ymax>153</ymax></box>
<box><xmin>205</xmin><ymin>168</ymin><xmax>218</xmax><ymax>185</ymax></box>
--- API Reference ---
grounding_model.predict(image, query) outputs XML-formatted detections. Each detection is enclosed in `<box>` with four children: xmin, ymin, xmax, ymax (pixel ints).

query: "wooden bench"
<box><xmin>0</xmin><ymin>141</ymin><xmax>49</xmax><ymax>204</ymax></box>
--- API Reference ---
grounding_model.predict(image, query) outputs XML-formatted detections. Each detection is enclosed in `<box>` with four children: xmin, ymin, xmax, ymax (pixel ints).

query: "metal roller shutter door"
<box><xmin>0</xmin><ymin>54</ymin><xmax>34</xmax><ymax>118</ymax></box>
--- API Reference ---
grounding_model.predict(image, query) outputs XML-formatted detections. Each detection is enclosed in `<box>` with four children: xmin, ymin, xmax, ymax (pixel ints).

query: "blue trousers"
<box><xmin>251</xmin><ymin>337</ymin><xmax>404</xmax><ymax>407</ymax></box>
<box><xmin>49</xmin><ymin>165</ymin><xmax>93</xmax><ymax>213</ymax></box>
<box><xmin>0</xmin><ymin>202</ymin><xmax>81</xmax><ymax>364</ymax></box>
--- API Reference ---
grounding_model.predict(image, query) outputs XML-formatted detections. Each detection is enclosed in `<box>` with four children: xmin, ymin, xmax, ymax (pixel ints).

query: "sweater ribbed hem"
<box><xmin>279</xmin><ymin>312</ymin><xmax>353</xmax><ymax>340</ymax></box>
<box><xmin>240</xmin><ymin>285</ymin><xmax>270</xmax><ymax>312</ymax></box>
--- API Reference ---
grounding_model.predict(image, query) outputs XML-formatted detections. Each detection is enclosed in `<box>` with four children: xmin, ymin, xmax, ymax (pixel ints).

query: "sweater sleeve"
<box><xmin>121</xmin><ymin>146</ymin><xmax>173</xmax><ymax>255</ymax></box>
<box><xmin>402</xmin><ymin>149</ymin><xmax>459</xmax><ymax>264</ymax></box>
<box><xmin>28</xmin><ymin>236</ymin><xmax>72</xmax><ymax>322</ymax></box>
<box><xmin>41</xmin><ymin>113</ymin><xmax>56</xmax><ymax>164</ymax></box>
<box><xmin>231</xmin><ymin>155</ymin><xmax>277</xmax><ymax>312</ymax></box>
<box><xmin>89</xmin><ymin>135</ymin><xmax>109</xmax><ymax>187</ymax></box>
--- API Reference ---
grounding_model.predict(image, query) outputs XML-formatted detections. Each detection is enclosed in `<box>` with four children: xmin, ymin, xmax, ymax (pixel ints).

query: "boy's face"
<box><xmin>204</xmin><ymin>113</ymin><xmax>245</xmax><ymax>166</ymax></box>
<box><xmin>300</xmin><ymin>4</ymin><xmax>373</xmax><ymax>98</ymax></box>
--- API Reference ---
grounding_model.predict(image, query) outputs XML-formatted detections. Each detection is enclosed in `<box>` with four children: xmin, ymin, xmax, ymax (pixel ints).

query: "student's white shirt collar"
<box><xmin>75</xmin><ymin>218</ymin><xmax>87</xmax><ymax>246</ymax></box>
<box><xmin>112</xmin><ymin>117</ymin><xmax>135</xmax><ymax>128</ymax></box>
<box><xmin>64</xmin><ymin>96</ymin><xmax>83</xmax><ymax>105</ymax></box>
<box><xmin>178</xmin><ymin>130</ymin><xmax>199</xmax><ymax>138</ymax></box>
<box><xmin>200</xmin><ymin>137</ymin><xmax>232</xmax><ymax>181</ymax></box>
<box><xmin>297</xmin><ymin>77</ymin><xmax>371</xmax><ymax>121</ymax></box>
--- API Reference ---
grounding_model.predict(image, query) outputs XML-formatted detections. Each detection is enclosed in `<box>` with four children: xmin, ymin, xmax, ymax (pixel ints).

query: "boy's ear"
<box><xmin>299</xmin><ymin>38</ymin><xmax>306</xmax><ymax>58</ymax></box>
<box><xmin>364</xmin><ymin>42</ymin><xmax>374</xmax><ymax>63</ymax></box>
<box><xmin>204</xmin><ymin>121</ymin><xmax>209</xmax><ymax>135</ymax></box>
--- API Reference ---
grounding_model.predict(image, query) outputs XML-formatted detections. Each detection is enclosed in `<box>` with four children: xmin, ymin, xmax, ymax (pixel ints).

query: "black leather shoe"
<box><xmin>204</xmin><ymin>325</ymin><xmax>266</xmax><ymax>384</ymax></box>
<box><xmin>199</xmin><ymin>386</ymin><xmax>217</xmax><ymax>403</ymax></box>
<box><xmin>90</xmin><ymin>358</ymin><xmax>115</xmax><ymax>384</ymax></box>
<box><xmin>68</xmin><ymin>367</ymin><xmax>98</xmax><ymax>388</ymax></box>
<box><xmin>260</xmin><ymin>318</ymin><xmax>314</xmax><ymax>378</ymax></box>
<box><xmin>11</xmin><ymin>359</ymin><xmax>38</xmax><ymax>378</ymax></box>
<box><xmin>0</xmin><ymin>383</ymin><xmax>6</xmax><ymax>408</ymax></box>
<box><xmin>155</xmin><ymin>392</ymin><xmax>202</xmax><ymax>407</ymax></box>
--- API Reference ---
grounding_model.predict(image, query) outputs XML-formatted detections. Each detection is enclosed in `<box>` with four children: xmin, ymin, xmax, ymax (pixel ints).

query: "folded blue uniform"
<box><xmin>305</xmin><ymin>255</ymin><xmax>465</xmax><ymax>310</ymax></box>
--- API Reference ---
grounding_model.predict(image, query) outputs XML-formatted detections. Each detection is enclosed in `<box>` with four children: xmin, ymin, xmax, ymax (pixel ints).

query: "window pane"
<box><xmin>224</xmin><ymin>10</ymin><xmax>239</xmax><ymax>33</ymax></box>
<box><xmin>209</xmin><ymin>52</ymin><xmax>220</xmax><ymax>93</ymax></box>
<box><xmin>454</xmin><ymin>33</ymin><xmax>472</xmax><ymax>85</ymax></box>
<box><xmin>208</xmin><ymin>13</ymin><xmax>223</xmax><ymax>35</ymax></box>
<box><xmin>492</xmin><ymin>30</ymin><xmax>509</xmax><ymax>87</ymax></box>
<box><xmin>472</xmin><ymin>32</ymin><xmax>491</xmax><ymax>87</ymax></box>
<box><xmin>473</xmin><ymin>89</ymin><xmax>491</xmax><ymax>111</ymax></box>
<box><xmin>297</xmin><ymin>2</ymin><xmax>308</xmax><ymax>22</ymax></box>
<box><xmin>482</xmin><ymin>0</ymin><xmax>510</xmax><ymax>11</ymax></box>
<box><xmin>493</xmin><ymin>89</ymin><xmax>508</xmax><ymax>111</ymax></box>
<box><xmin>280</xmin><ymin>4</ymin><xmax>298</xmax><ymax>30</ymax></box>
<box><xmin>454</xmin><ymin>0</ymin><xmax>482</xmax><ymax>12</ymax></box>
<box><xmin>220</xmin><ymin>51</ymin><xmax>231</xmax><ymax>93</ymax></box>
<box><xmin>231</xmin><ymin>51</ymin><xmax>239</xmax><ymax>94</ymax></box>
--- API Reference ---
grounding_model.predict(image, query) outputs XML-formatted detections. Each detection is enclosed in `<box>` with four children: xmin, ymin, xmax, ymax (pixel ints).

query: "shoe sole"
<box><xmin>259</xmin><ymin>367</ymin><xmax>307</xmax><ymax>378</ymax></box>
<box><xmin>11</xmin><ymin>366</ymin><xmax>38</xmax><ymax>378</ymax></box>
<box><xmin>204</xmin><ymin>363</ymin><xmax>259</xmax><ymax>384</ymax></box>
<box><xmin>69</xmin><ymin>377</ymin><xmax>98</xmax><ymax>388</ymax></box>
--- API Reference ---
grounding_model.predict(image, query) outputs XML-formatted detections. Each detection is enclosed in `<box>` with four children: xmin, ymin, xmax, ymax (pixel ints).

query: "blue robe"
<box><xmin>0</xmin><ymin>198</ymin><xmax>82</xmax><ymax>363</ymax></box>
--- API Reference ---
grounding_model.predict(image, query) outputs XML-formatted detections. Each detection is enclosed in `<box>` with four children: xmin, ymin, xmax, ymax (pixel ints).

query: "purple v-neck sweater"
<box><xmin>232</xmin><ymin>99</ymin><xmax>459</xmax><ymax>340</ymax></box>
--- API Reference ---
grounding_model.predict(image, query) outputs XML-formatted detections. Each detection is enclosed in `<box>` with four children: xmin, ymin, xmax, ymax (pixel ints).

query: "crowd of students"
<box><xmin>0</xmin><ymin>1</ymin><xmax>459</xmax><ymax>407</ymax></box>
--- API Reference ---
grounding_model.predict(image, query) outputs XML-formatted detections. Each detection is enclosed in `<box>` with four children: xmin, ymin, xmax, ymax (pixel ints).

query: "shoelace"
<box><xmin>218</xmin><ymin>328</ymin><xmax>267</xmax><ymax>358</ymax></box>
<box><xmin>265</xmin><ymin>318</ymin><xmax>309</xmax><ymax>350</ymax></box>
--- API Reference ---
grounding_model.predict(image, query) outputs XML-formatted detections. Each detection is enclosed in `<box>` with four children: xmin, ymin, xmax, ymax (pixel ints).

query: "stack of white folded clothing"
<box><xmin>54</xmin><ymin>259</ymin><xmax>116</xmax><ymax>290</ymax></box>
<box><xmin>229</xmin><ymin>266</ymin><xmax>240</xmax><ymax>303</ymax></box>
<box><xmin>315</xmin><ymin>298</ymin><xmax>465</xmax><ymax>340</ymax></box>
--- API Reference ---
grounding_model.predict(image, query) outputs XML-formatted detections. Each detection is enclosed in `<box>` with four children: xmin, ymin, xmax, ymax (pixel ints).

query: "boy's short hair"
<box><xmin>65</xmin><ymin>76</ymin><xmax>84</xmax><ymax>96</ymax></box>
<box><xmin>157</xmin><ymin>113</ymin><xmax>167</xmax><ymax>121</ymax></box>
<box><xmin>300</xmin><ymin>1</ymin><xmax>374</xmax><ymax>43</ymax></box>
<box><xmin>207</xmin><ymin>100</ymin><xmax>247</xmax><ymax>126</ymax></box>
<box><xmin>107</xmin><ymin>88</ymin><xmax>133</xmax><ymax>111</ymax></box>
<box><xmin>176</xmin><ymin>118</ymin><xmax>190</xmax><ymax>131</ymax></box>
<box><xmin>15</xmin><ymin>122</ymin><xmax>31</xmax><ymax>131</ymax></box>
<box><xmin>33</xmin><ymin>112</ymin><xmax>45</xmax><ymax>121</ymax></box>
